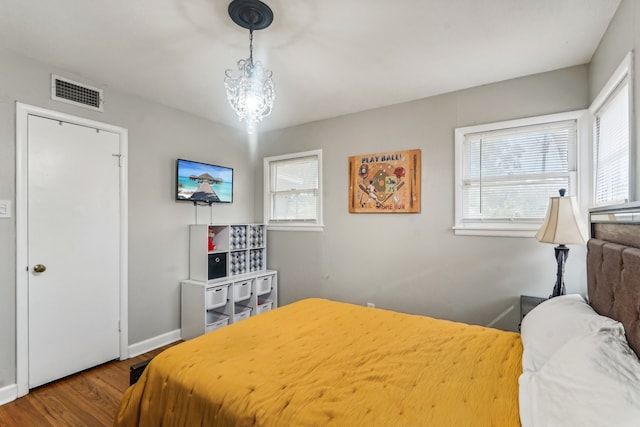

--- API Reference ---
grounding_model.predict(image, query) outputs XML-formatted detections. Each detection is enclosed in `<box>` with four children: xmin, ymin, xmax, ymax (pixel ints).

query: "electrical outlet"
<box><xmin>367</xmin><ymin>302</ymin><xmax>375</xmax><ymax>308</ymax></box>
<box><xmin>0</xmin><ymin>200</ymin><xmax>10</xmax><ymax>218</ymax></box>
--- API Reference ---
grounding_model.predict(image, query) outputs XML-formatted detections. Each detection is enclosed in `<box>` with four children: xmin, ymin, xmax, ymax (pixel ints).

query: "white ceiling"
<box><xmin>0</xmin><ymin>0</ymin><xmax>621</xmax><ymax>132</ymax></box>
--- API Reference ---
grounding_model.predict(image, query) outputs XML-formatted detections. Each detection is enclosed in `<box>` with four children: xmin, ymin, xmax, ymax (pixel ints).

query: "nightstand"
<box><xmin>520</xmin><ymin>295</ymin><xmax>547</xmax><ymax>321</ymax></box>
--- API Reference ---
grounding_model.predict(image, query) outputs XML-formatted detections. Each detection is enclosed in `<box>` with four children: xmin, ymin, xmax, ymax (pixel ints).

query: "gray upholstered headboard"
<box><xmin>587</xmin><ymin>202</ymin><xmax>640</xmax><ymax>358</ymax></box>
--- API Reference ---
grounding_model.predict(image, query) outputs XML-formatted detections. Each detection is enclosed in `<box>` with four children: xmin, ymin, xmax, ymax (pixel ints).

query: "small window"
<box><xmin>454</xmin><ymin>111</ymin><xmax>585</xmax><ymax>237</ymax></box>
<box><xmin>591</xmin><ymin>52</ymin><xmax>632</xmax><ymax>206</ymax></box>
<box><xmin>264</xmin><ymin>150</ymin><xmax>323</xmax><ymax>231</ymax></box>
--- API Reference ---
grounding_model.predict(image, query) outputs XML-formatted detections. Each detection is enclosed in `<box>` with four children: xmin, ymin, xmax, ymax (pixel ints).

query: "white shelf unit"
<box><xmin>189</xmin><ymin>224</ymin><xmax>266</xmax><ymax>282</ymax></box>
<box><xmin>183</xmin><ymin>222</ymin><xmax>276</xmax><ymax>339</ymax></box>
<box><xmin>181</xmin><ymin>270</ymin><xmax>278</xmax><ymax>340</ymax></box>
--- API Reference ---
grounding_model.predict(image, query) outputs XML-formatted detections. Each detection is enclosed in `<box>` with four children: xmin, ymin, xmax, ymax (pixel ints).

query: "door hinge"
<box><xmin>112</xmin><ymin>154</ymin><xmax>124</xmax><ymax>167</ymax></box>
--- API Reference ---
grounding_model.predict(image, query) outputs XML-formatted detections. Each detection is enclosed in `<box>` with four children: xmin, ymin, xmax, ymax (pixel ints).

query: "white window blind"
<box><xmin>264</xmin><ymin>150</ymin><xmax>323</xmax><ymax>229</ymax></box>
<box><xmin>462</xmin><ymin>120</ymin><xmax>576</xmax><ymax>221</ymax></box>
<box><xmin>594</xmin><ymin>79</ymin><xmax>630</xmax><ymax>205</ymax></box>
<box><xmin>454</xmin><ymin>110</ymin><xmax>585</xmax><ymax>237</ymax></box>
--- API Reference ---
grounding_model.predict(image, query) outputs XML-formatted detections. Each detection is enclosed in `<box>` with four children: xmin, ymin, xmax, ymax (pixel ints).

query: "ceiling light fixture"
<box><xmin>224</xmin><ymin>0</ymin><xmax>275</xmax><ymax>134</ymax></box>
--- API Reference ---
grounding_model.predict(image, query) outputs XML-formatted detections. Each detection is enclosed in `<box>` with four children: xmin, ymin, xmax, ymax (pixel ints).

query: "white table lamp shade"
<box><xmin>536</xmin><ymin>195</ymin><xmax>587</xmax><ymax>245</ymax></box>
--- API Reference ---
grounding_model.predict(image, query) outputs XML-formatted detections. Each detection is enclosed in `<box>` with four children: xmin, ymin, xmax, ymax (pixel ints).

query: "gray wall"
<box><xmin>258</xmin><ymin>65</ymin><xmax>590</xmax><ymax>330</ymax></box>
<box><xmin>0</xmin><ymin>49</ymin><xmax>255</xmax><ymax>387</ymax></box>
<box><xmin>589</xmin><ymin>0</ymin><xmax>640</xmax><ymax>201</ymax></box>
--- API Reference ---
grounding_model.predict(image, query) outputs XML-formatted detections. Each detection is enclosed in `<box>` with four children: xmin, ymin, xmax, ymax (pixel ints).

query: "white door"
<box><xmin>27</xmin><ymin>115</ymin><xmax>121</xmax><ymax>388</ymax></box>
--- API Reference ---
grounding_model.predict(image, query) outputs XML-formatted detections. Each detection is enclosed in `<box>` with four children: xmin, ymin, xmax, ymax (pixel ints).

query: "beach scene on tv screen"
<box><xmin>177</xmin><ymin>160</ymin><xmax>233</xmax><ymax>203</ymax></box>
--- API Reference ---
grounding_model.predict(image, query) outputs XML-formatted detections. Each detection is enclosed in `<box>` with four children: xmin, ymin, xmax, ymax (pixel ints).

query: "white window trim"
<box><xmin>454</xmin><ymin>110</ymin><xmax>587</xmax><ymax>237</ymax></box>
<box><xmin>263</xmin><ymin>149</ymin><xmax>324</xmax><ymax>232</ymax></box>
<box><xmin>588</xmin><ymin>51</ymin><xmax>634</xmax><ymax>206</ymax></box>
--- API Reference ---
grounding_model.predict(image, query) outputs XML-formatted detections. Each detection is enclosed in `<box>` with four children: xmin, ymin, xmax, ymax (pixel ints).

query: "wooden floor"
<box><xmin>0</xmin><ymin>342</ymin><xmax>179</xmax><ymax>427</ymax></box>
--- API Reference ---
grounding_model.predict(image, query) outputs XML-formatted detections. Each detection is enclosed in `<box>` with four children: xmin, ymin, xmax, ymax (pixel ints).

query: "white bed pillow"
<box><xmin>522</xmin><ymin>330</ymin><xmax>640</xmax><ymax>427</ymax></box>
<box><xmin>518</xmin><ymin>372</ymin><xmax>535</xmax><ymax>427</ymax></box>
<box><xmin>520</xmin><ymin>294</ymin><xmax>624</xmax><ymax>372</ymax></box>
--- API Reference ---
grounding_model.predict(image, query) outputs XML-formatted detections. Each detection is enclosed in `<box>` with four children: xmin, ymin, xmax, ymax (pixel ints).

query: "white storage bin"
<box><xmin>234</xmin><ymin>305</ymin><xmax>252</xmax><ymax>322</ymax></box>
<box><xmin>256</xmin><ymin>299</ymin><xmax>273</xmax><ymax>314</ymax></box>
<box><xmin>255</xmin><ymin>275</ymin><xmax>273</xmax><ymax>296</ymax></box>
<box><xmin>205</xmin><ymin>285</ymin><xmax>229</xmax><ymax>309</ymax></box>
<box><xmin>205</xmin><ymin>311</ymin><xmax>229</xmax><ymax>332</ymax></box>
<box><xmin>233</xmin><ymin>280</ymin><xmax>251</xmax><ymax>302</ymax></box>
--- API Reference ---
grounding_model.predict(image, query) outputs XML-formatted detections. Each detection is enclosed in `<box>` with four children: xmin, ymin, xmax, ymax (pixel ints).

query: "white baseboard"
<box><xmin>128</xmin><ymin>329</ymin><xmax>182</xmax><ymax>358</ymax></box>
<box><xmin>485</xmin><ymin>304</ymin><xmax>516</xmax><ymax>328</ymax></box>
<box><xmin>0</xmin><ymin>384</ymin><xmax>18</xmax><ymax>406</ymax></box>
<box><xmin>0</xmin><ymin>330</ymin><xmax>181</xmax><ymax>407</ymax></box>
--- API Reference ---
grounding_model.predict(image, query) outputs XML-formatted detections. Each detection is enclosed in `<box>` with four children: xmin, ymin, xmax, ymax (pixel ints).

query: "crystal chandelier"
<box><xmin>224</xmin><ymin>0</ymin><xmax>275</xmax><ymax>134</ymax></box>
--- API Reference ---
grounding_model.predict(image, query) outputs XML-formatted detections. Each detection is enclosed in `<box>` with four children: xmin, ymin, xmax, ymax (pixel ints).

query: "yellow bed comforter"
<box><xmin>114</xmin><ymin>298</ymin><xmax>522</xmax><ymax>427</ymax></box>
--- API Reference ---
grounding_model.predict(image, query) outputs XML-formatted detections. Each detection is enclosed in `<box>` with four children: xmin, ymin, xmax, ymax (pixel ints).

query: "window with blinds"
<box><xmin>454</xmin><ymin>111</ymin><xmax>584</xmax><ymax>237</ymax></box>
<box><xmin>264</xmin><ymin>150</ymin><xmax>323</xmax><ymax>229</ymax></box>
<box><xmin>593</xmin><ymin>78</ymin><xmax>630</xmax><ymax>205</ymax></box>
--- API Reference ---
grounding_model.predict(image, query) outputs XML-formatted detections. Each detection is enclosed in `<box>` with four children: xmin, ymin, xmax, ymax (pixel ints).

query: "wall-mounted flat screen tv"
<box><xmin>176</xmin><ymin>159</ymin><xmax>233</xmax><ymax>203</ymax></box>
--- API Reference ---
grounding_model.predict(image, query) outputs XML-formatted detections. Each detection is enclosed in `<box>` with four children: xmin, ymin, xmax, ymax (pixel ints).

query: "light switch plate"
<box><xmin>0</xmin><ymin>200</ymin><xmax>11</xmax><ymax>218</ymax></box>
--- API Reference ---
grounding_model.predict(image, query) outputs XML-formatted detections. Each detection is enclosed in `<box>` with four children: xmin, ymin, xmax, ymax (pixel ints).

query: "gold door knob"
<box><xmin>33</xmin><ymin>264</ymin><xmax>46</xmax><ymax>273</ymax></box>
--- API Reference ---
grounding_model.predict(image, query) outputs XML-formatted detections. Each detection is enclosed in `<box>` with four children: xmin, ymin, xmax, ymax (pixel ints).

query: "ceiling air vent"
<box><xmin>51</xmin><ymin>74</ymin><xmax>104</xmax><ymax>112</ymax></box>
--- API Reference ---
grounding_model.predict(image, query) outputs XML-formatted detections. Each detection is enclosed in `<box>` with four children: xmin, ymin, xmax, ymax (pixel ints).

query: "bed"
<box><xmin>114</xmin><ymin>204</ymin><xmax>640</xmax><ymax>427</ymax></box>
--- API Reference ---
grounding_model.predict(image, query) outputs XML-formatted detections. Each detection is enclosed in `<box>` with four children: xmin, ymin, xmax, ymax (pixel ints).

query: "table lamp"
<box><xmin>535</xmin><ymin>189</ymin><xmax>587</xmax><ymax>298</ymax></box>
